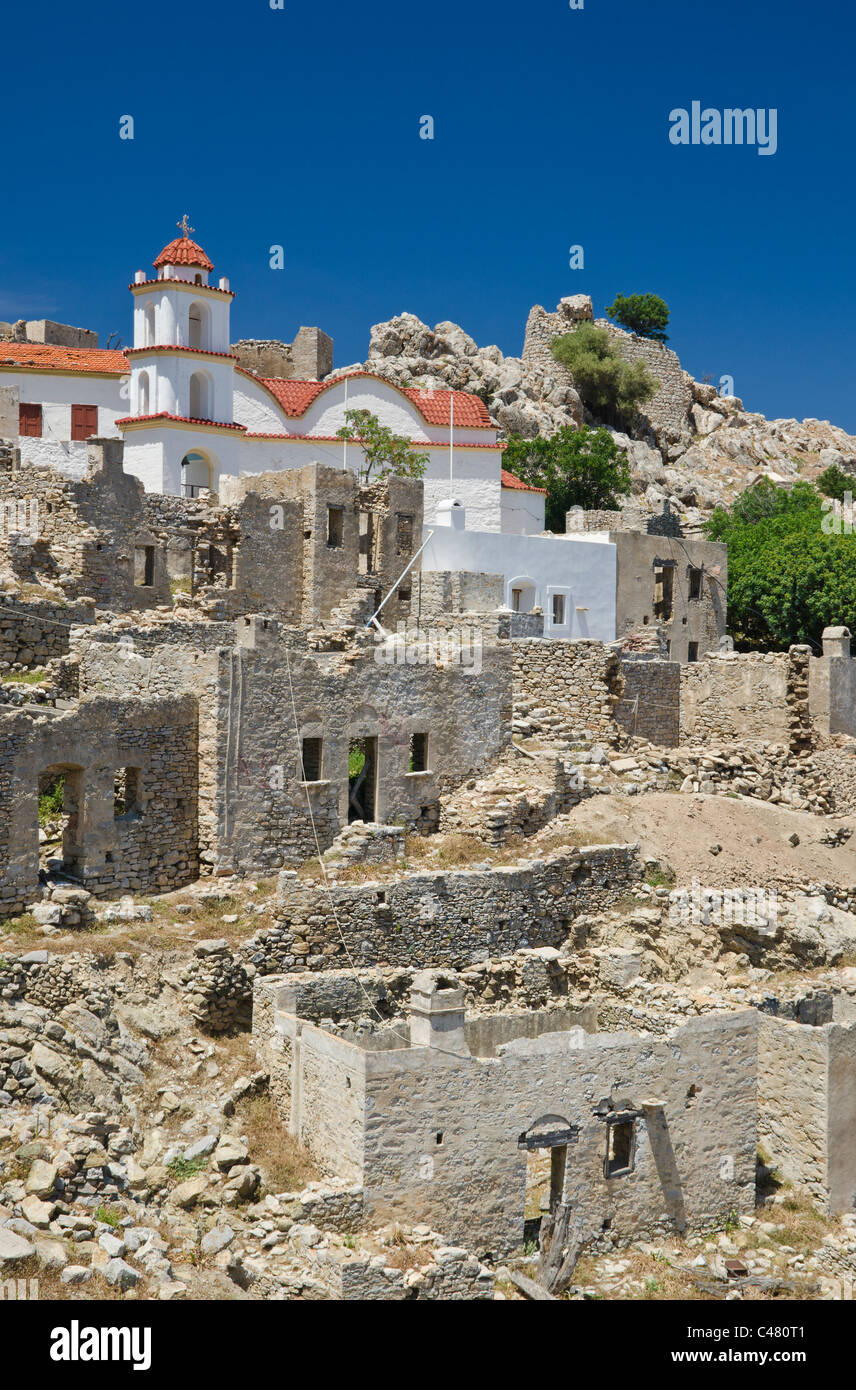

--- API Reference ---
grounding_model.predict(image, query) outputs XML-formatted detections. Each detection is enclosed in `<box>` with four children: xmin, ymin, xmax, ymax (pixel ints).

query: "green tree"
<box><xmin>605</xmin><ymin>292</ymin><xmax>670</xmax><ymax>342</ymax></box>
<box><xmin>504</xmin><ymin>425</ymin><xmax>632</xmax><ymax>532</ymax></box>
<box><xmin>550</xmin><ymin>324</ymin><xmax>659</xmax><ymax>428</ymax></box>
<box><xmin>816</xmin><ymin>463</ymin><xmax>854</xmax><ymax>501</ymax></box>
<box><xmin>335</xmin><ymin>408</ymin><xmax>429</xmax><ymax>482</ymax></box>
<box><xmin>704</xmin><ymin>479</ymin><xmax>856</xmax><ymax>651</ymax></box>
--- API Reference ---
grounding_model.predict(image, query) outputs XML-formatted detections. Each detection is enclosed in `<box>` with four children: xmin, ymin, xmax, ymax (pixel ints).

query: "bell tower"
<box><xmin>118</xmin><ymin>217</ymin><xmax>242</xmax><ymax>495</ymax></box>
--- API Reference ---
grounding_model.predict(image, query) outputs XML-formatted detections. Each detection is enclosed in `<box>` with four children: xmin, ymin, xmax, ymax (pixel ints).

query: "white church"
<box><xmin>0</xmin><ymin>225</ymin><xmax>617</xmax><ymax>640</ymax></box>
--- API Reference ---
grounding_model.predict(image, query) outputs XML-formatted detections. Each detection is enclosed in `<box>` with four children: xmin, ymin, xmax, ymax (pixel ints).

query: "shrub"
<box><xmin>816</xmin><ymin>463</ymin><xmax>853</xmax><ymax>501</ymax></box>
<box><xmin>550</xmin><ymin>324</ymin><xmax>659</xmax><ymax>428</ymax></box>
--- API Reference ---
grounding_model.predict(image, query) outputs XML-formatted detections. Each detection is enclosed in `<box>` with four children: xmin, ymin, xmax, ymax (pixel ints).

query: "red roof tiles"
<box><xmin>252</xmin><ymin>370</ymin><xmax>493</xmax><ymax>429</ymax></box>
<box><xmin>153</xmin><ymin>237</ymin><xmax>214</xmax><ymax>271</ymax></box>
<box><xmin>501</xmin><ymin>468</ymin><xmax>546</xmax><ymax>493</ymax></box>
<box><xmin>0</xmin><ymin>344</ymin><xmax>128</xmax><ymax>374</ymax></box>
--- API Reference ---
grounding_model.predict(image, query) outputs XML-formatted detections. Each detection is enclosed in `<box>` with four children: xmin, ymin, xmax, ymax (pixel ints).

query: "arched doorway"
<box><xmin>507</xmin><ymin>576</ymin><xmax>537</xmax><ymax>614</ymax></box>
<box><xmin>181</xmin><ymin>451</ymin><xmax>211</xmax><ymax>498</ymax></box>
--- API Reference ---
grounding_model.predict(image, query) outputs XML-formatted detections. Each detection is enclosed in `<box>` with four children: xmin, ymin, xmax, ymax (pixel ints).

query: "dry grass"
<box><xmin>237</xmin><ymin>1094</ymin><xmax>319</xmax><ymax>1192</ymax></box>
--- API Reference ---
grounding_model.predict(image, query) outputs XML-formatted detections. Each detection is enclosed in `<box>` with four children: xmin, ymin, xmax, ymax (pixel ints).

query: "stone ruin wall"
<box><xmin>521</xmin><ymin>297</ymin><xmax>693</xmax><ymax>446</ymax></box>
<box><xmin>511</xmin><ymin>637</ymin><xmax>624</xmax><ymax>746</ymax></box>
<box><xmin>680</xmin><ymin>647</ymin><xmax>812</xmax><ymax>752</ymax></box>
<box><xmin>0</xmin><ymin>694</ymin><xmax>198</xmax><ymax>915</ymax></box>
<box><xmin>177</xmin><ymin>841</ymin><xmax>641</xmax><ymax>1031</ymax></box>
<box><xmin>614</xmin><ymin>658</ymin><xmax>681</xmax><ymax>746</ymax></box>
<box><xmin>231</xmin><ymin>326</ymin><xmax>333</xmax><ymax>382</ymax></box>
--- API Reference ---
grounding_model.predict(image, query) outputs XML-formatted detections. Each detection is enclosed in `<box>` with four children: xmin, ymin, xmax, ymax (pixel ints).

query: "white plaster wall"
<box><xmin>18</xmin><ymin>437</ymin><xmax>91</xmax><ymax>479</ymax></box>
<box><xmin>500</xmin><ymin>488</ymin><xmax>546</xmax><ymax>535</ymax></box>
<box><xmin>132</xmin><ymin>285</ymin><xmax>230</xmax><ymax>353</ymax></box>
<box><xmin>233</xmin><ymin>377</ymin><xmax>290</xmax><ymax>433</ymax></box>
<box><xmin>423</xmin><ymin>526</ymin><xmax>617</xmax><ymax>640</ymax></box>
<box><xmin>0</xmin><ymin>371</ymin><xmax>125</xmax><ymax>436</ymax></box>
<box><xmin>122</xmin><ymin>427</ymin><xmax>241</xmax><ymax>494</ymax></box>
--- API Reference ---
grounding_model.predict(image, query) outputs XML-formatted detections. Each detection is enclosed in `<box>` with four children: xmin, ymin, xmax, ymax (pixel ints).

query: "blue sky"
<box><xmin>4</xmin><ymin>0</ymin><xmax>854</xmax><ymax>429</ymax></box>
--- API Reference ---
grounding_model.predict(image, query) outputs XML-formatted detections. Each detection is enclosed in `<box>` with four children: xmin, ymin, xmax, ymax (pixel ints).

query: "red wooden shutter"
<box><xmin>19</xmin><ymin>403</ymin><xmax>43</xmax><ymax>437</ymax></box>
<box><xmin>71</xmin><ymin>404</ymin><xmax>98</xmax><ymax>441</ymax></box>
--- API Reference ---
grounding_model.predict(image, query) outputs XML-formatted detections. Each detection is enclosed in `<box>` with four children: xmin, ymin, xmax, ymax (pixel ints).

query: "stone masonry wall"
<box><xmin>512</xmin><ymin>638</ymin><xmax>624</xmax><ymax>747</ymax></box>
<box><xmin>615</xmin><ymin>659</ymin><xmax>680</xmax><ymax>746</ymax></box>
<box><xmin>184</xmin><ymin>843</ymin><xmax>640</xmax><ymax>1031</ymax></box>
<box><xmin>0</xmin><ymin>595</ymin><xmax>94</xmax><ymax>670</ymax></box>
<box><xmin>680</xmin><ymin>647</ymin><xmax>812</xmax><ymax>752</ymax></box>
<box><xmin>0</xmin><ymin>694</ymin><xmax>198</xmax><ymax>913</ymax></box>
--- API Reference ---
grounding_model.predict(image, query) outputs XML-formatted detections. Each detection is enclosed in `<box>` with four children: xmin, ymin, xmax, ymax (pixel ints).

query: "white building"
<box><xmin>0</xmin><ymin>225</ymin><xmax>618</xmax><ymax>638</ymax></box>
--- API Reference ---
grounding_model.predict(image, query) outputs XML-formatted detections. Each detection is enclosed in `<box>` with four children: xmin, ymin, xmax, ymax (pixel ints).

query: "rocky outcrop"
<box><xmin>363</xmin><ymin>296</ymin><xmax>856</xmax><ymax>528</ymax></box>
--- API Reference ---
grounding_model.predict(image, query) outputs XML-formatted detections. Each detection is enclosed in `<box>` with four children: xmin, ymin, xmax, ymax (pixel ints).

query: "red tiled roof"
<box><xmin>0</xmin><ymin>344</ymin><xmax>128</xmax><ymax>374</ymax></box>
<box><xmin>251</xmin><ymin>370</ymin><xmax>493</xmax><ymax>429</ymax></box>
<box><xmin>125</xmin><ymin>346</ymin><xmax>237</xmax><ymax>362</ymax></box>
<box><xmin>501</xmin><ymin>468</ymin><xmax>546</xmax><ymax>493</ymax></box>
<box><xmin>116</xmin><ymin>412</ymin><xmax>246</xmax><ymax>431</ymax></box>
<box><xmin>153</xmin><ymin>236</ymin><xmax>214</xmax><ymax>271</ymax></box>
<box><xmin>402</xmin><ymin>386</ymin><xmax>491</xmax><ymax>427</ymax></box>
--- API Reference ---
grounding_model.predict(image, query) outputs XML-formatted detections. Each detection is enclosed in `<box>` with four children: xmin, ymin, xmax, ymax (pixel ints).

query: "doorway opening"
<box><xmin>348</xmin><ymin>737</ymin><xmax>377</xmax><ymax>822</ymax></box>
<box><xmin>519</xmin><ymin>1114</ymin><xmax>577</xmax><ymax>1247</ymax></box>
<box><xmin>37</xmin><ymin>764</ymin><xmax>85</xmax><ymax>881</ymax></box>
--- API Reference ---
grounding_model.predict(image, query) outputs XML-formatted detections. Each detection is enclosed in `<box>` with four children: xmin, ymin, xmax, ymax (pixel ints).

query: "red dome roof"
<box><xmin>153</xmin><ymin>236</ymin><xmax>214</xmax><ymax>272</ymax></box>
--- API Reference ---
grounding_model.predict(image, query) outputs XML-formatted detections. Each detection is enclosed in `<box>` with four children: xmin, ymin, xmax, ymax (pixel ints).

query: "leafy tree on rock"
<box><xmin>504</xmin><ymin>424</ymin><xmax>632</xmax><ymax>532</ymax></box>
<box><xmin>605</xmin><ymin>293</ymin><xmax>670</xmax><ymax>342</ymax></box>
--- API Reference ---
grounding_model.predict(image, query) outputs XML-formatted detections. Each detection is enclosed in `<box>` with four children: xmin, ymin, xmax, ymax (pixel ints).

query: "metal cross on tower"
<box><xmin>178</xmin><ymin>214</ymin><xmax>194</xmax><ymax>238</ymax></box>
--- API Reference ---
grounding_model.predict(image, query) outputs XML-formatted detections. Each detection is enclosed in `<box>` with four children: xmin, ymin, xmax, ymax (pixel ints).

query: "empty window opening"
<box><xmin>398</xmin><ymin>584</ymin><xmax>411</xmax><ymax>604</ymax></box>
<box><xmin>552</xmin><ymin>593</ymin><xmax>566</xmax><ymax>625</ymax></box>
<box><xmin>134</xmin><ymin>544</ymin><xmax>155</xmax><ymax>587</ymax></box>
<box><xmin>301</xmin><ymin>737</ymin><xmax>323</xmax><ymax>782</ymax></box>
<box><xmin>665</xmin><ymin>640</ymin><xmax>671</xmax><ymax>657</ymax></box>
<box><xmin>605</xmin><ymin>1120</ymin><xmax>636</xmax><ymax>1178</ymax></box>
<box><xmin>687</xmin><ymin>641</ymin><xmax>699</xmax><ymax>663</ymax></box>
<box><xmin>511</xmin><ymin>588</ymin><xmax>522</xmax><ymax>612</ymax></box>
<box><xmin>358</xmin><ymin>511</ymin><xmax>376</xmax><ymax>574</ymax></box>
<box><xmin>114</xmin><ymin>767</ymin><xmax>142</xmax><ymax>819</ymax></box>
<box><xmin>71</xmin><ymin>404</ymin><xmax>98</xmax><ymax>442</ymax></box>
<box><xmin>348</xmin><ymin>737</ymin><xmax>377</xmax><ymax>822</ymax></box>
<box><xmin>653</xmin><ymin>563</ymin><xmax>675</xmax><ymax>622</ymax></box>
<box><xmin>19</xmin><ymin>402</ymin><xmax>43</xmax><ymax>437</ymax></box>
<box><xmin>396</xmin><ymin>513</ymin><xmax>414</xmax><ymax>555</ymax></box>
<box><xmin>435</xmin><ymin>1132</ymin><xmax>444</xmax><ymax>1146</ymax></box>
<box><xmin>409</xmin><ymin>732</ymin><xmax>429</xmax><ymax>773</ymax></box>
<box><xmin>326</xmin><ymin>506</ymin><xmax>344</xmax><ymax>548</ymax></box>
<box><xmin>688</xmin><ymin>567</ymin><xmax>703</xmax><ymax>600</ymax></box>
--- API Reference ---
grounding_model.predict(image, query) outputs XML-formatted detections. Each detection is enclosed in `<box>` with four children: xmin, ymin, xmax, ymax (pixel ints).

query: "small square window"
<box><xmin>327</xmin><ymin>506</ymin><xmax>344</xmax><ymax>548</ymax></box>
<box><xmin>410</xmin><ymin>732</ymin><xmax>429</xmax><ymax>772</ymax></box>
<box><xmin>301</xmin><ymin>737</ymin><xmax>323</xmax><ymax>781</ymax></box>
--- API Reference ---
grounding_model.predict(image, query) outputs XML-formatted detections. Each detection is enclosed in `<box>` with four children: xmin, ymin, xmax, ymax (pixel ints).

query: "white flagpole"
<box><xmin>449</xmin><ymin>391</ymin><xmax>454</xmax><ymax>489</ymax></box>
